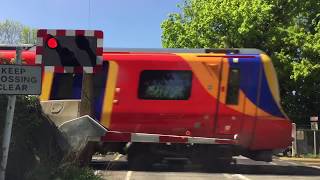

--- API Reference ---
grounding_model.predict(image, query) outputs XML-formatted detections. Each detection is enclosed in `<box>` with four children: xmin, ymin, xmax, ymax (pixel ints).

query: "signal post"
<box><xmin>36</xmin><ymin>29</ymin><xmax>105</xmax><ymax>164</ymax></box>
<box><xmin>0</xmin><ymin>45</ymin><xmax>42</xmax><ymax>180</ymax></box>
<box><xmin>310</xmin><ymin>116</ymin><xmax>318</xmax><ymax>156</ymax></box>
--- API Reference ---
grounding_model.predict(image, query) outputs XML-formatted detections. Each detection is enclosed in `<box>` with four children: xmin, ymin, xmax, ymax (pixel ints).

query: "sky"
<box><xmin>0</xmin><ymin>0</ymin><xmax>183</xmax><ymax>48</ymax></box>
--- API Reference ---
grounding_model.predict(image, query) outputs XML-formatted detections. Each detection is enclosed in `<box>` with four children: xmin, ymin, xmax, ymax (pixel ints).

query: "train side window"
<box><xmin>138</xmin><ymin>70</ymin><xmax>192</xmax><ymax>100</ymax></box>
<box><xmin>50</xmin><ymin>62</ymin><xmax>109</xmax><ymax>100</ymax></box>
<box><xmin>226</xmin><ymin>68</ymin><xmax>240</xmax><ymax>105</ymax></box>
<box><xmin>50</xmin><ymin>73</ymin><xmax>82</xmax><ymax>100</ymax></box>
<box><xmin>93</xmin><ymin>62</ymin><xmax>109</xmax><ymax>100</ymax></box>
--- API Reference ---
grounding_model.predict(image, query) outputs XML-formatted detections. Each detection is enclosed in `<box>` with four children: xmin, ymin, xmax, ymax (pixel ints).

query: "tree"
<box><xmin>20</xmin><ymin>26</ymin><xmax>37</xmax><ymax>44</ymax></box>
<box><xmin>0</xmin><ymin>19</ymin><xmax>36</xmax><ymax>44</ymax></box>
<box><xmin>161</xmin><ymin>0</ymin><xmax>320</xmax><ymax>126</ymax></box>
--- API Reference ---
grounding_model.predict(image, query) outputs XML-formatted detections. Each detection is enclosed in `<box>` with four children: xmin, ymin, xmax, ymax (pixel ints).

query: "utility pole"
<box><xmin>0</xmin><ymin>47</ymin><xmax>21</xmax><ymax>180</ymax></box>
<box><xmin>80</xmin><ymin>73</ymin><xmax>94</xmax><ymax>117</ymax></box>
<box><xmin>314</xmin><ymin>130</ymin><xmax>317</xmax><ymax>156</ymax></box>
<box><xmin>78</xmin><ymin>72</ymin><xmax>95</xmax><ymax>165</ymax></box>
<box><xmin>291</xmin><ymin>123</ymin><xmax>297</xmax><ymax>157</ymax></box>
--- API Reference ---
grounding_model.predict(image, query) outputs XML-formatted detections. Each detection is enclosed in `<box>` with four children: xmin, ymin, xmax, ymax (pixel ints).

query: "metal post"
<box><xmin>80</xmin><ymin>73</ymin><xmax>94</xmax><ymax>117</ymax></box>
<box><xmin>314</xmin><ymin>130</ymin><xmax>317</xmax><ymax>157</ymax></box>
<box><xmin>77</xmin><ymin>72</ymin><xmax>95</xmax><ymax>164</ymax></box>
<box><xmin>0</xmin><ymin>47</ymin><xmax>21</xmax><ymax>180</ymax></box>
<box><xmin>291</xmin><ymin>123</ymin><xmax>297</xmax><ymax>157</ymax></box>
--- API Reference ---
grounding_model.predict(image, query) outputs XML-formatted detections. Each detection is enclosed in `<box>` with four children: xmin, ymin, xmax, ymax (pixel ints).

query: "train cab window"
<box><xmin>226</xmin><ymin>68</ymin><xmax>240</xmax><ymax>105</ymax></box>
<box><xmin>138</xmin><ymin>70</ymin><xmax>192</xmax><ymax>100</ymax></box>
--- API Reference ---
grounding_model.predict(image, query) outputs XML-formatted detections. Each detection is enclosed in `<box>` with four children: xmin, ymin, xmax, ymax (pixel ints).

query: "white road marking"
<box><xmin>269</xmin><ymin>162</ymin><xmax>277</xmax><ymax>165</ymax></box>
<box><xmin>287</xmin><ymin>161</ymin><xmax>298</xmax><ymax>165</ymax></box>
<box><xmin>92</xmin><ymin>156</ymin><xmax>104</xmax><ymax>160</ymax></box>
<box><xmin>232</xmin><ymin>174</ymin><xmax>251</xmax><ymax>180</ymax></box>
<box><xmin>236</xmin><ymin>156</ymin><xmax>249</xmax><ymax>160</ymax></box>
<box><xmin>114</xmin><ymin>154</ymin><xmax>122</xmax><ymax>161</ymax></box>
<box><xmin>125</xmin><ymin>171</ymin><xmax>132</xmax><ymax>180</ymax></box>
<box><xmin>223</xmin><ymin>174</ymin><xmax>232</xmax><ymax>179</ymax></box>
<box><xmin>310</xmin><ymin>165</ymin><xmax>320</xmax><ymax>169</ymax></box>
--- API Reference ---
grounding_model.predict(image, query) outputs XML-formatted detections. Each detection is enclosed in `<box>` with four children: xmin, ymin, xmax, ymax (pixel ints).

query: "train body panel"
<box><xmin>106</xmin><ymin>53</ymin><xmax>220</xmax><ymax>138</ymax></box>
<box><xmin>0</xmin><ymin>48</ymin><xmax>292</xmax><ymax>153</ymax></box>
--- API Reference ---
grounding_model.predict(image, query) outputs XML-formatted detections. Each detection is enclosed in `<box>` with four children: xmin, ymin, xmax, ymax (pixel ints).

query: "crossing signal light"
<box><xmin>47</xmin><ymin>37</ymin><xmax>58</xmax><ymax>49</ymax></box>
<box><xmin>37</xmin><ymin>29</ymin><xmax>103</xmax><ymax>67</ymax></box>
<box><xmin>43</xmin><ymin>35</ymin><xmax>97</xmax><ymax>66</ymax></box>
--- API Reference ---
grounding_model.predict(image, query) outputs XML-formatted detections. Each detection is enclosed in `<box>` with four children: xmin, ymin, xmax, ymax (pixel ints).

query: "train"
<box><xmin>0</xmin><ymin>46</ymin><xmax>292</xmax><ymax>170</ymax></box>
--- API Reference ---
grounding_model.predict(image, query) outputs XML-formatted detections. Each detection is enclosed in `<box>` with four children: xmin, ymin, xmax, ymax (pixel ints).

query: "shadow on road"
<box><xmin>90</xmin><ymin>160</ymin><xmax>320</xmax><ymax>176</ymax></box>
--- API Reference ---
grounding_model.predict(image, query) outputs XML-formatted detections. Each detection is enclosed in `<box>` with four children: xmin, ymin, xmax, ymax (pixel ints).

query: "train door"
<box><xmin>197</xmin><ymin>57</ymin><xmax>223</xmax><ymax>137</ymax></box>
<box><xmin>215</xmin><ymin>58</ymin><xmax>245</xmax><ymax>138</ymax></box>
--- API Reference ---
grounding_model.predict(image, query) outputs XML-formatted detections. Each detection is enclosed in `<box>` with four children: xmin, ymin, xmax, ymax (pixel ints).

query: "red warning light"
<box><xmin>47</xmin><ymin>37</ymin><xmax>58</xmax><ymax>49</ymax></box>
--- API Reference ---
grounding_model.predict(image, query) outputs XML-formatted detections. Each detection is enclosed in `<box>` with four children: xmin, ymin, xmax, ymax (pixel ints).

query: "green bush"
<box><xmin>0</xmin><ymin>95</ymin><xmax>101</xmax><ymax>180</ymax></box>
<box><xmin>302</xmin><ymin>153</ymin><xmax>320</xmax><ymax>158</ymax></box>
<box><xmin>52</xmin><ymin>166</ymin><xmax>102</xmax><ymax>180</ymax></box>
<box><xmin>26</xmin><ymin>163</ymin><xmax>102</xmax><ymax>180</ymax></box>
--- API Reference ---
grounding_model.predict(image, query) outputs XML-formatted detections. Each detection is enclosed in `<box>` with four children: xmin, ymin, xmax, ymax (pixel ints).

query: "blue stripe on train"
<box><xmin>94</xmin><ymin>63</ymin><xmax>108</xmax><ymax>121</ymax></box>
<box><xmin>259</xmin><ymin>66</ymin><xmax>284</xmax><ymax>117</ymax></box>
<box><xmin>228</xmin><ymin>56</ymin><xmax>284</xmax><ymax>118</ymax></box>
<box><xmin>73</xmin><ymin>74</ymin><xmax>82</xmax><ymax>99</ymax></box>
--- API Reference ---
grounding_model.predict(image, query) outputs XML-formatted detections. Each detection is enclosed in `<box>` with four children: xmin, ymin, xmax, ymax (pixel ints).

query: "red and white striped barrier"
<box><xmin>101</xmin><ymin>131</ymin><xmax>238</xmax><ymax>145</ymax></box>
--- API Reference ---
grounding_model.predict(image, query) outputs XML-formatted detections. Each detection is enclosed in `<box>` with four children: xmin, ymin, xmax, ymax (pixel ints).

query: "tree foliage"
<box><xmin>161</xmin><ymin>0</ymin><xmax>320</xmax><ymax>126</ymax></box>
<box><xmin>0</xmin><ymin>19</ymin><xmax>36</xmax><ymax>44</ymax></box>
<box><xmin>20</xmin><ymin>26</ymin><xmax>37</xmax><ymax>44</ymax></box>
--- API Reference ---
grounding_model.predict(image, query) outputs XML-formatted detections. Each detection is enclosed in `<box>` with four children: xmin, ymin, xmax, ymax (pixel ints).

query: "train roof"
<box><xmin>0</xmin><ymin>44</ymin><xmax>35</xmax><ymax>50</ymax></box>
<box><xmin>103</xmin><ymin>48</ymin><xmax>263</xmax><ymax>54</ymax></box>
<box><xmin>0</xmin><ymin>44</ymin><xmax>263</xmax><ymax>55</ymax></box>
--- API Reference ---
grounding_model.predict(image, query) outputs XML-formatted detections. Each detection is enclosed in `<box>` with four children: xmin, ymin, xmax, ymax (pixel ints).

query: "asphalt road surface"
<box><xmin>90</xmin><ymin>154</ymin><xmax>320</xmax><ymax>180</ymax></box>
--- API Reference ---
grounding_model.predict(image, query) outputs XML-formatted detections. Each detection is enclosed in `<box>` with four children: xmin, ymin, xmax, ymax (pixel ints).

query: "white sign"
<box><xmin>296</xmin><ymin>130</ymin><xmax>304</xmax><ymax>140</ymax></box>
<box><xmin>311</xmin><ymin>122</ymin><xmax>318</xmax><ymax>131</ymax></box>
<box><xmin>310</xmin><ymin>116</ymin><xmax>318</xmax><ymax>122</ymax></box>
<box><xmin>0</xmin><ymin>65</ymin><xmax>42</xmax><ymax>95</ymax></box>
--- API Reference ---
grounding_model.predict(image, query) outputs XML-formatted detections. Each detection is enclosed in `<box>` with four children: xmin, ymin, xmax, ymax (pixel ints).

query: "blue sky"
<box><xmin>0</xmin><ymin>0</ymin><xmax>182</xmax><ymax>48</ymax></box>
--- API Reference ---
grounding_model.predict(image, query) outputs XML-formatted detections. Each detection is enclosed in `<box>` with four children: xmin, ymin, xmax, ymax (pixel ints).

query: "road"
<box><xmin>91</xmin><ymin>154</ymin><xmax>320</xmax><ymax>180</ymax></box>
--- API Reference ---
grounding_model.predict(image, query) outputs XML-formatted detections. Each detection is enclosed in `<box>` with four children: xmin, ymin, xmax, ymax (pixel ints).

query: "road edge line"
<box><xmin>233</xmin><ymin>174</ymin><xmax>251</xmax><ymax>180</ymax></box>
<box><xmin>125</xmin><ymin>171</ymin><xmax>133</xmax><ymax>180</ymax></box>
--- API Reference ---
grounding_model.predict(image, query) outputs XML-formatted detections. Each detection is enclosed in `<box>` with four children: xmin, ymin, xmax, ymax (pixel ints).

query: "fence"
<box><xmin>292</xmin><ymin>127</ymin><xmax>320</xmax><ymax>156</ymax></box>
